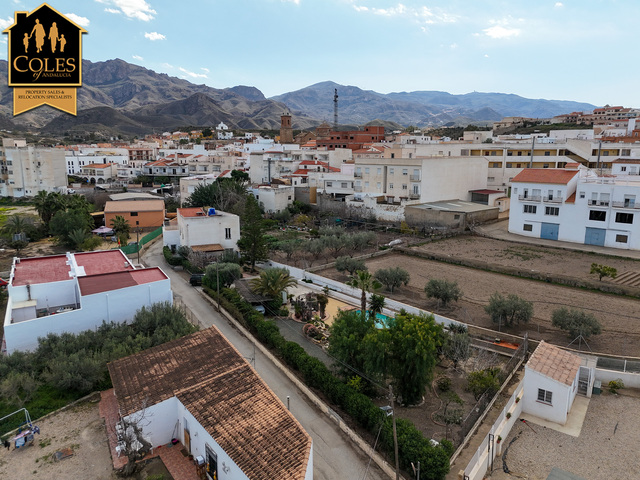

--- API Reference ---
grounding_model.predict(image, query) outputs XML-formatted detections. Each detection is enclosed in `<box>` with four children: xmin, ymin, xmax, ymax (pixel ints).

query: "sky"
<box><xmin>1</xmin><ymin>1</ymin><xmax>638</xmax><ymax>108</ymax></box>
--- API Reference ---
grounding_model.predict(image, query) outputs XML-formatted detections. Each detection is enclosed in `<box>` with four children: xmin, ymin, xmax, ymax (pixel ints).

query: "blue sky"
<box><xmin>1</xmin><ymin>1</ymin><xmax>638</xmax><ymax>108</ymax></box>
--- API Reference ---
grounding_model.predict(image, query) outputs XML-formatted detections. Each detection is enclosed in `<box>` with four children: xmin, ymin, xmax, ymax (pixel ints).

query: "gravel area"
<box><xmin>0</xmin><ymin>399</ymin><xmax>116</xmax><ymax>480</ymax></box>
<box><xmin>488</xmin><ymin>391</ymin><xmax>640</xmax><ymax>480</ymax></box>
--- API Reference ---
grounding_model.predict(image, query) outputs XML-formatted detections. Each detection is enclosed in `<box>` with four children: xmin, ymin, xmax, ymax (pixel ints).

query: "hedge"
<box><xmin>211</xmin><ymin>287</ymin><xmax>450</xmax><ymax>480</ymax></box>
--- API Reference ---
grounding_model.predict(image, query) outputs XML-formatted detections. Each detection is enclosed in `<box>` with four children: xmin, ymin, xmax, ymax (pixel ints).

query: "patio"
<box><xmin>99</xmin><ymin>389</ymin><xmax>201</xmax><ymax>480</ymax></box>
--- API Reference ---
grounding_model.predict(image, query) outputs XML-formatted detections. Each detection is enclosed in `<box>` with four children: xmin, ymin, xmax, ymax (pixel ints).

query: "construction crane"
<box><xmin>333</xmin><ymin>88</ymin><xmax>338</xmax><ymax>130</ymax></box>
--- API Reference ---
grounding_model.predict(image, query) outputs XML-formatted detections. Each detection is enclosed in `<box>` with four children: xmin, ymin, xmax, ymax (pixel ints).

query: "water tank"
<box><xmin>208</xmin><ymin>208</ymin><xmax>216</xmax><ymax>216</ymax></box>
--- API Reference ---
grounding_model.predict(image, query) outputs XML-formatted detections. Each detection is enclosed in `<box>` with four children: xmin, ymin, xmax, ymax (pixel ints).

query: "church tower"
<box><xmin>280</xmin><ymin>111</ymin><xmax>294</xmax><ymax>144</ymax></box>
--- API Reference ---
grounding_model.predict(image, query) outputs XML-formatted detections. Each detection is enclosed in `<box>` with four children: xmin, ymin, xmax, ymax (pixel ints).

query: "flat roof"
<box><xmin>104</xmin><ymin>199</ymin><xmax>165</xmax><ymax>213</ymax></box>
<box><xmin>78</xmin><ymin>267</ymin><xmax>167</xmax><ymax>295</ymax></box>
<box><xmin>12</xmin><ymin>255</ymin><xmax>70</xmax><ymax>286</ymax></box>
<box><xmin>406</xmin><ymin>200</ymin><xmax>499</xmax><ymax>213</ymax></box>
<box><xmin>74</xmin><ymin>250</ymin><xmax>132</xmax><ymax>276</ymax></box>
<box><xmin>108</xmin><ymin>327</ymin><xmax>311</xmax><ymax>480</ymax></box>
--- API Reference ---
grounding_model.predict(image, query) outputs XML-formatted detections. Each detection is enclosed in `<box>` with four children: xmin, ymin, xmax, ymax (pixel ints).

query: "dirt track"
<box><xmin>316</xmin><ymin>236</ymin><xmax>640</xmax><ymax>357</ymax></box>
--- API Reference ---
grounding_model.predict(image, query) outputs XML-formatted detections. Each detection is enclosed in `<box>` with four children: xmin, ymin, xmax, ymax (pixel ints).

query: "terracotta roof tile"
<box><xmin>511</xmin><ymin>169</ymin><xmax>578</xmax><ymax>185</ymax></box>
<box><xmin>108</xmin><ymin>327</ymin><xmax>311</xmax><ymax>480</ymax></box>
<box><xmin>526</xmin><ymin>341</ymin><xmax>581</xmax><ymax>386</ymax></box>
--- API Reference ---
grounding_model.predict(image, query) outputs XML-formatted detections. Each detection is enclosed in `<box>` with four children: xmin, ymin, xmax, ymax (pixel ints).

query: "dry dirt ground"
<box><xmin>0</xmin><ymin>398</ymin><xmax>116</xmax><ymax>480</ymax></box>
<box><xmin>488</xmin><ymin>390</ymin><xmax>640</xmax><ymax>480</ymax></box>
<box><xmin>316</xmin><ymin>237</ymin><xmax>640</xmax><ymax>357</ymax></box>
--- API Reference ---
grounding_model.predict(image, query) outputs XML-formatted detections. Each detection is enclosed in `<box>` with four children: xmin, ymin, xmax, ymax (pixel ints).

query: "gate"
<box><xmin>578</xmin><ymin>366</ymin><xmax>591</xmax><ymax>396</ymax></box>
<box><xmin>541</xmin><ymin>222</ymin><xmax>559</xmax><ymax>240</ymax></box>
<box><xmin>585</xmin><ymin>227</ymin><xmax>606</xmax><ymax>246</ymax></box>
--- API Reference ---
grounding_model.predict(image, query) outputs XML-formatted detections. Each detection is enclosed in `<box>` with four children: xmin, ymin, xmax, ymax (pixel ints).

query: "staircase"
<box><xmin>611</xmin><ymin>270</ymin><xmax>640</xmax><ymax>287</ymax></box>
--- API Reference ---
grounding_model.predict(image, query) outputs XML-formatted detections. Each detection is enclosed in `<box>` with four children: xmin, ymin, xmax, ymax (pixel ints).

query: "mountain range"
<box><xmin>0</xmin><ymin>58</ymin><xmax>597</xmax><ymax>137</ymax></box>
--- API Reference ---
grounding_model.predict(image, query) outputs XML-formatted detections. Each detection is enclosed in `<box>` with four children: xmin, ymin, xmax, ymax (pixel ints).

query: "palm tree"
<box><xmin>68</xmin><ymin>228</ymin><xmax>88</xmax><ymax>251</ymax></box>
<box><xmin>368</xmin><ymin>293</ymin><xmax>386</xmax><ymax>317</ymax></box>
<box><xmin>1</xmin><ymin>215</ymin><xmax>32</xmax><ymax>237</ymax></box>
<box><xmin>110</xmin><ymin>215</ymin><xmax>130</xmax><ymax>238</ymax></box>
<box><xmin>249</xmin><ymin>267</ymin><xmax>297</xmax><ymax>299</ymax></box>
<box><xmin>346</xmin><ymin>270</ymin><xmax>382</xmax><ymax>316</ymax></box>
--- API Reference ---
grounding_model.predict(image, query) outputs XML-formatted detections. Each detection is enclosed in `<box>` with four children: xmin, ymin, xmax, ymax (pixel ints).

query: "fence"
<box><xmin>119</xmin><ymin>227</ymin><xmax>163</xmax><ymax>255</ymax></box>
<box><xmin>457</xmin><ymin>336</ymin><xmax>528</xmax><ymax>444</ymax></box>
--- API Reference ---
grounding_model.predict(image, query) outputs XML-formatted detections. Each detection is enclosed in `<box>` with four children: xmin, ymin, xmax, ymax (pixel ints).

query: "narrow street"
<box><xmin>142</xmin><ymin>240</ymin><xmax>389</xmax><ymax>480</ymax></box>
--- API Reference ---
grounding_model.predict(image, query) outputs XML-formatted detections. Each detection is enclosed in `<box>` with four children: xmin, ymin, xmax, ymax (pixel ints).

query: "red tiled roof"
<box><xmin>178</xmin><ymin>207</ymin><xmax>207</xmax><ymax>218</ymax></box>
<box><xmin>12</xmin><ymin>255</ymin><xmax>70</xmax><ymax>286</ymax></box>
<box><xmin>511</xmin><ymin>169</ymin><xmax>578</xmax><ymax>185</ymax></box>
<box><xmin>565</xmin><ymin>192</ymin><xmax>576</xmax><ymax>203</ymax></box>
<box><xmin>78</xmin><ymin>268</ymin><xmax>167</xmax><ymax>295</ymax></box>
<box><xmin>83</xmin><ymin>163</ymin><xmax>112</xmax><ymax>169</ymax></box>
<box><xmin>292</xmin><ymin>169</ymin><xmax>309</xmax><ymax>176</ymax></box>
<box><xmin>471</xmin><ymin>189</ymin><xmax>503</xmax><ymax>194</ymax></box>
<box><xmin>612</xmin><ymin>159</ymin><xmax>640</xmax><ymax>164</ymax></box>
<box><xmin>108</xmin><ymin>327</ymin><xmax>312</xmax><ymax>480</ymax></box>
<box><xmin>526</xmin><ymin>341</ymin><xmax>581</xmax><ymax>386</ymax></box>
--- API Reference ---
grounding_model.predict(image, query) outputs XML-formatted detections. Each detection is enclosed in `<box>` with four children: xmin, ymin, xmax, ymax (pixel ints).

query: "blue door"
<box><xmin>541</xmin><ymin>223</ymin><xmax>559</xmax><ymax>240</ymax></box>
<box><xmin>585</xmin><ymin>227</ymin><xmax>606</xmax><ymax>246</ymax></box>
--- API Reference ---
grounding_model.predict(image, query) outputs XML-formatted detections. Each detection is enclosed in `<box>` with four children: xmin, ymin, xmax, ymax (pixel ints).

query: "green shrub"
<box><xmin>609</xmin><ymin>379</ymin><xmax>624</xmax><ymax>394</ymax></box>
<box><xmin>436</xmin><ymin>376</ymin><xmax>452</xmax><ymax>392</ymax></box>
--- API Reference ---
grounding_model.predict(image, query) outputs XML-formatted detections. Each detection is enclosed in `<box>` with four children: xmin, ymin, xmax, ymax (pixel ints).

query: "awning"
<box><xmin>92</xmin><ymin>226</ymin><xmax>114</xmax><ymax>234</ymax></box>
<box><xmin>190</xmin><ymin>244</ymin><xmax>224</xmax><ymax>253</ymax></box>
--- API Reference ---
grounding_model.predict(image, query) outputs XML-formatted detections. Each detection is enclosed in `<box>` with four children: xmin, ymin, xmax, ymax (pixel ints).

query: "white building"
<box><xmin>0</xmin><ymin>141</ymin><xmax>68</xmax><ymax>197</ymax></box>
<box><xmin>509</xmin><ymin>163</ymin><xmax>640</xmax><ymax>250</ymax></box>
<box><xmin>64</xmin><ymin>146</ymin><xmax>129</xmax><ymax>176</ymax></box>
<box><xmin>3</xmin><ymin>250</ymin><xmax>172</xmax><ymax>353</ymax></box>
<box><xmin>107</xmin><ymin>327</ymin><xmax>313</xmax><ymax>480</ymax></box>
<box><xmin>179</xmin><ymin>171</ymin><xmax>232</xmax><ymax>205</ymax></box>
<box><xmin>163</xmin><ymin>207</ymin><xmax>240</xmax><ymax>254</ymax></box>
<box><xmin>522</xmin><ymin>341</ymin><xmax>581</xmax><ymax>425</ymax></box>
<box><xmin>251</xmin><ymin>185</ymin><xmax>294</xmax><ymax>213</ymax></box>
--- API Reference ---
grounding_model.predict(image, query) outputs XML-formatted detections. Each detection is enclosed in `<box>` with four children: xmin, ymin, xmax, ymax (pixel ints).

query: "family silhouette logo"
<box><xmin>3</xmin><ymin>3</ymin><xmax>87</xmax><ymax>115</ymax></box>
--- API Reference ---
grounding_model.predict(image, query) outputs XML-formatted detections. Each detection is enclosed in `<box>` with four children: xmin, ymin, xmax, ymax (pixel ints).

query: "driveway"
<box><xmin>143</xmin><ymin>241</ymin><xmax>389</xmax><ymax>480</ymax></box>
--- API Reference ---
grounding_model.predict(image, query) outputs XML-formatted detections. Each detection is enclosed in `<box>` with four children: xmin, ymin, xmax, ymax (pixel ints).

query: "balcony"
<box><xmin>518</xmin><ymin>195</ymin><xmax>541</xmax><ymax>202</ymax></box>
<box><xmin>410</xmin><ymin>175</ymin><xmax>420</xmax><ymax>182</ymax></box>
<box><xmin>588</xmin><ymin>200</ymin><xmax>610</xmax><ymax>207</ymax></box>
<box><xmin>409</xmin><ymin>193</ymin><xmax>420</xmax><ymax>199</ymax></box>
<box><xmin>354</xmin><ymin>172</ymin><xmax>363</xmax><ymax>178</ymax></box>
<box><xmin>543</xmin><ymin>197</ymin><xmax>563</xmax><ymax>204</ymax></box>
<box><xmin>612</xmin><ymin>201</ymin><xmax>640</xmax><ymax>209</ymax></box>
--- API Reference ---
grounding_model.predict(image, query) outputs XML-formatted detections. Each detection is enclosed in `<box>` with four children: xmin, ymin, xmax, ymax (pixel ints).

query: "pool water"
<box><xmin>355</xmin><ymin>310</ymin><xmax>392</xmax><ymax>328</ymax></box>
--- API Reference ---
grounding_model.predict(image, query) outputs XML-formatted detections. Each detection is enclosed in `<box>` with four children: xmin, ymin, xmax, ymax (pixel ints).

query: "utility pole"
<box><xmin>389</xmin><ymin>385</ymin><xmax>399</xmax><ymax>480</ymax></box>
<box><xmin>528</xmin><ymin>136</ymin><xmax>535</xmax><ymax>168</ymax></box>
<box><xmin>596</xmin><ymin>140</ymin><xmax>602</xmax><ymax>176</ymax></box>
<box><xmin>334</xmin><ymin>88</ymin><xmax>339</xmax><ymax>130</ymax></box>
<box><xmin>216</xmin><ymin>259</ymin><xmax>220</xmax><ymax>312</ymax></box>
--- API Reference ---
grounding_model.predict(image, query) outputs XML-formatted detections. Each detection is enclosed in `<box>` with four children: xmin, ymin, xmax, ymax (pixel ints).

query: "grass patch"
<box><xmin>38</xmin><ymin>438</ymin><xmax>52</xmax><ymax>448</ymax></box>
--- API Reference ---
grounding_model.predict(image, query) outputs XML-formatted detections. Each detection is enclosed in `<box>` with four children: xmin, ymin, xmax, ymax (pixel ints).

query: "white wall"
<box><xmin>163</xmin><ymin>228</ymin><xmax>180</xmax><ymax>249</ymax></box>
<box><xmin>178</xmin><ymin>213</ymin><xmax>240</xmax><ymax>251</ymax></box>
<box><xmin>3</xmin><ymin>279</ymin><xmax>172</xmax><ymax>353</ymax></box>
<box><xmin>177</xmin><ymin>400</ymin><xmax>250</xmax><ymax>480</ymax></box>
<box><xmin>521</xmin><ymin>368</ymin><xmax>572</xmax><ymax>425</ymax></box>
<box><xmin>126</xmin><ymin>397</ymin><xmax>179</xmax><ymax>448</ymax></box>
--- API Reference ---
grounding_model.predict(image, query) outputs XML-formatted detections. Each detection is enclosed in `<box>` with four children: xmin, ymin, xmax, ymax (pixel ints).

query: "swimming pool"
<box><xmin>355</xmin><ymin>310</ymin><xmax>393</xmax><ymax>328</ymax></box>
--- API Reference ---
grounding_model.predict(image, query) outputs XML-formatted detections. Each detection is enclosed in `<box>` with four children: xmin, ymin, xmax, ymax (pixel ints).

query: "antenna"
<box><xmin>333</xmin><ymin>88</ymin><xmax>338</xmax><ymax>130</ymax></box>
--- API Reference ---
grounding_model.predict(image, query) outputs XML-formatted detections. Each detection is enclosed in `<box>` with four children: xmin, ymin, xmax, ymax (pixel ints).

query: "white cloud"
<box><xmin>161</xmin><ymin>62</ymin><xmax>174</xmax><ymax>69</ymax></box>
<box><xmin>0</xmin><ymin>16</ymin><xmax>13</xmax><ymax>30</ymax></box>
<box><xmin>281</xmin><ymin>0</ymin><xmax>300</xmax><ymax>4</ymax></box>
<box><xmin>483</xmin><ymin>25</ymin><xmax>520</xmax><ymax>39</ymax></box>
<box><xmin>96</xmin><ymin>0</ymin><xmax>157</xmax><ymax>22</ymax></box>
<box><xmin>132</xmin><ymin>55</ymin><xmax>143</xmax><ymax>61</ymax></box>
<box><xmin>64</xmin><ymin>13</ymin><xmax>90</xmax><ymax>27</ymax></box>
<box><xmin>201</xmin><ymin>67</ymin><xmax>210</xmax><ymax>73</ymax></box>
<box><xmin>179</xmin><ymin>67</ymin><xmax>207</xmax><ymax>79</ymax></box>
<box><xmin>353</xmin><ymin>3</ymin><xmax>457</xmax><ymax>26</ymax></box>
<box><xmin>450</xmin><ymin>43</ymin><xmax>458</xmax><ymax>49</ymax></box>
<box><xmin>484</xmin><ymin>54</ymin><xmax>489</xmax><ymax>58</ymax></box>
<box><xmin>104</xmin><ymin>8</ymin><xmax>121</xmax><ymax>14</ymax></box>
<box><xmin>144</xmin><ymin>31</ymin><xmax>165</xmax><ymax>41</ymax></box>
<box><xmin>554</xmin><ymin>2</ymin><xmax>564</xmax><ymax>7</ymax></box>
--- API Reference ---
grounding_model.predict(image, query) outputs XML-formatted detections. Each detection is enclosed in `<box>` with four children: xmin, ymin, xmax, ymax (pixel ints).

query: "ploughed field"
<box><xmin>316</xmin><ymin>236</ymin><xmax>640</xmax><ymax>357</ymax></box>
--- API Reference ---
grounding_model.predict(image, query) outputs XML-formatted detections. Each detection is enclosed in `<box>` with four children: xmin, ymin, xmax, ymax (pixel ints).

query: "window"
<box><xmin>490</xmin><ymin>162</ymin><xmax>500</xmax><ymax>168</ymax></box>
<box><xmin>225</xmin><ymin>228</ymin><xmax>231</xmax><ymax>239</ymax></box>
<box><xmin>389</xmin><ymin>183</ymin><xmax>394</xmax><ymax>189</ymax></box>
<box><xmin>389</xmin><ymin>168</ymin><xmax>394</xmax><ymax>174</ymax></box>
<box><xmin>402</xmin><ymin>169</ymin><xmax>408</xmax><ymax>176</ymax></box>
<box><xmin>365</xmin><ymin>168</ymin><xmax>370</xmax><ymax>174</ymax></box>
<box><xmin>523</xmin><ymin>205</ymin><xmax>537</xmax><ymax>214</ymax></box>
<box><xmin>543</xmin><ymin>163</ymin><xmax>550</xmax><ymax>168</ymax></box>
<box><xmin>454</xmin><ymin>214</ymin><xmax>460</xmax><ymax>220</ymax></box>
<box><xmin>616</xmin><ymin>234</ymin><xmax>628</xmax><ymax>243</ymax></box>
<box><xmin>487</xmin><ymin>177</ymin><xmax>495</xmax><ymax>182</ymax></box>
<box><xmin>621</xmin><ymin>166</ymin><xmax>627</xmax><ymax>172</ymax></box>
<box><xmin>523</xmin><ymin>224</ymin><xmax>533</xmax><ymax>231</ymax></box>
<box><xmin>537</xmin><ymin>388</ymin><xmax>552</xmax><ymax>404</ymax></box>
<box><xmin>616</xmin><ymin>212</ymin><xmax>634</xmax><ymax>224</ymax></box>
<box><xmin>589</xmin><ymin>210</ymin><xmax>606</xmax><ymax>221</ymax></box>
<box><xmin>402</xmin><ymin>184</ymin><xmax>408</xmax><ymax>190</ymax></box>
<box><xmin>288</xmin><ymin>196</ymin><xmax>291</xmax><ymax>200</ymax></box>
<box><xmin>545</xmin><ymin>206</ymin><xmax>559</xmax><ymax>216</ymax></box>
<box><xmin>579</xmin><ymin>191</ymin><xmax>585</xmax><ymax>198</ymax></box>
<box><xmin>391</xmin><ymin>153</ymin><xmax>395</xmax><ymax>159</ymax></box>
<box><xmin>506</xmin><ymin>163</ymin><xmax>513</xmax><ymax>168</ymax></box>
<box><xmin>341</xmin><ymin>182</ymin><xmax>348</xmax><ymax>188</ymax></box>
<box><xmin>377</xmin><ymin>168</ymin><xmax>382</xmax><ymax>175</ymax></box>
<box><xmin>622</xmin><ymin>149</ymin><xmax>631</xmax><ymax>156</ymax></box>
<box><xmin>326</xmin><ymin>182</ymin><xmax>332</xmax><ymax>187</ymax></box>
<box><xmin>544</xmin><ymin>151</ymin><xmax>551</xmax><ymax>156</ymax></box>
<box><xmin>131</xmin><ymin>212</ymin><xmax>138</xmax><ymax>217</ymax></box>
<box><xmin>376</xmin><ymin>182</ymin><xmax>381</xmax><ymax>189</ymax></box>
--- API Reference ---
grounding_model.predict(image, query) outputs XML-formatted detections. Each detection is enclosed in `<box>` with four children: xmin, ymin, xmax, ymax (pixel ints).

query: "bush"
<box><xmin>609</xmin><ymin>379</ymin><xmax>624</xmax><ymax>394</ymax></box>
<box><xmin>424</xmin><ymin>279</ymin><xmax>462</xmax><ymax>308</ymax></box>
<box><xmin>374</xmin><ymin>267</ymin><xmax>410</xmax><ymax>293</ymax></box>
<box><xmin>436</xmin><ymin>376</ymin><xmax>452</xmax><ymax>392</ymax></box>
<box><xmin>466</xmin><ymin>368</ymin><xmax>501</xmax><ymax>400</ymax></box>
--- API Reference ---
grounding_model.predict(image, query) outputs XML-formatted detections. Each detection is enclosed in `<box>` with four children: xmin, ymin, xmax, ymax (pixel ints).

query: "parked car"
<box><xmin>190</xmin><ymin>274</ymin><xmax>205</xmax><ymax>286</ymax></box>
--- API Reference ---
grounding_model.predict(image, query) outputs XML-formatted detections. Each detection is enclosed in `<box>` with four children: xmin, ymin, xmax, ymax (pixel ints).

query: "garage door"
<box><xmin>585</xmin><ymin>227</ymin><xmax>606</xmax><ymax>246</ymax></box>
<box><xmin>541</xmin><ymin>223</ymin><xmax>559</xmax><ymax>240</ymax></box>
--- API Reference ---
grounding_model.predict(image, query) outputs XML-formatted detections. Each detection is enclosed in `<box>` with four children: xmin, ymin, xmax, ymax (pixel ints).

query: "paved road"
<box><xmin>143</xmin><ymin>241</ymin><xmax>388</xmax><ymax>480</ymax></box>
